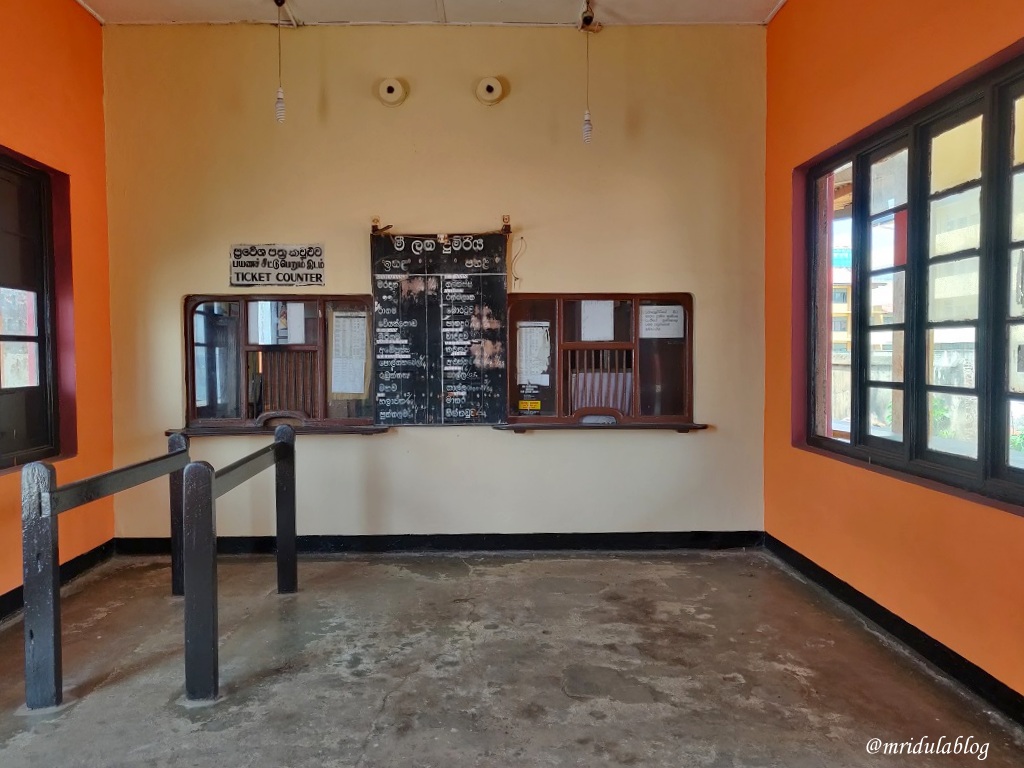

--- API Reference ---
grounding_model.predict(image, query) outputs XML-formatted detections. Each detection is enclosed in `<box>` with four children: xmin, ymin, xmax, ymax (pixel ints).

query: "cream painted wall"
<box><xmin>104</xmin><ymin>24</ymin><xmax>765</xmax><ymax>537</ymax></box>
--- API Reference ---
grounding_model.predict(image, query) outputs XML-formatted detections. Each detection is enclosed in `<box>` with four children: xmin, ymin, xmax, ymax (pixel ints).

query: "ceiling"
<box><xmin>76</xmin><ymin>0</ymin><xmax>787</xmax><ymax>26</ymax></box>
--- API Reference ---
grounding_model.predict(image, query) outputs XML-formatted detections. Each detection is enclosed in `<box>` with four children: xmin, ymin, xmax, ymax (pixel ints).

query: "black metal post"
<box><xmin>168</xmin><ymin>433</ymin><xmax>189</xmax><ymax>597</ymax></box>
<box><xmin>183</xmin><ymin>461</ymin><xmax>218</xmax><ymax>701</ymax></box>
<box><xmin>21</xmin><ymin>462</ymin><xmax>61</xmax><ymax>709</ymax></box>
<box><xmin>274</xmin><ymin>425</ymin><xmax>297</xmax><ymax>594</ymax></box>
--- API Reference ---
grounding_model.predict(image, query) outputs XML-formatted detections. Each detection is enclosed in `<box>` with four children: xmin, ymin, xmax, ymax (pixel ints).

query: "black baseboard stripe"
<box><xmin>0</xmin><ymin>539</ymin><xmax>115</xmax><ymax>624</ymax></box>
<box><xmin>294</xmin><ymin>531</ymin><xmax>766</xmax><ymax>553</ymax></box>
<box><xmin>765</xmin><ymin>534</ymin><xmax>1024</xmax><ymax>727</ymax></box>
<box><xmin>115</xmin><ymin>531</ymin><xmax>764</xmax><ymax>556</ymax></box>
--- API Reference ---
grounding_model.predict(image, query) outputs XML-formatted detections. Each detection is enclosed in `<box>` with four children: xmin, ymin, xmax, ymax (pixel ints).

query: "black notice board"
<box><xmin>371</xmin><ymin>233</ymin><xmax>508</xmax><ymax>425</ymax></box>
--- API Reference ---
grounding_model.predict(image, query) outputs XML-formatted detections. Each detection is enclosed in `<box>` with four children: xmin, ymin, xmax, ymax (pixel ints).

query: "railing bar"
<box><xmin>274</xmin><ymin>425</ymin><xmax>297</xmax><ymax>594</ymax></box>
<box><xmin>183</xmin><ymin>461</ymin><xmax>218</xmax><ymax>700</ymax></box>
<box><xmin>49</xmin><ymin>450</ymin><xmax>190</xmax><ymax>516</ymax></box>
<box><xmin>601</xmin><ymin>351</ymin><xmax>609</xmax><ymax>408</ymax></box>
<box><xmin>591</xmin><ymin>350</ymin><xmax>597</xmax><ymax>407</ymax></box>
<box><xmin>213</xmin><ymin>444</ymin><xmax>278</xmax><ymax>498</ymax></box>
<box><xmin>169</xmin><ymin>433</ymin><xmax>190</xmax><ymax>597</ymax></box>
<box><xmin>569</xmin><ymin>350</ymin><xmax>576</xmax><ymax>414</ymax></box>
<box><xmin>275</xmin><ymin>353</ymin><xmax>283</xmax><ymax>410</ymax></box>
<box><xmin>266</xmin><ymin>353</ymin><xmax>274</xmax><ymax>411</ymax></box>
<box><xmin>22</xmin><ymin>463</ymin><xmax>61</xmax><ymax>709</ymax></box>
<box><xmin>284</xmin><ymin>354</ymin><xmax>292</xmax><ymax>411</ymax></box>
<box><xmin>617</xmin><ymin>350</ymin><xmax>624</xmax><ymax>411</ymax></box>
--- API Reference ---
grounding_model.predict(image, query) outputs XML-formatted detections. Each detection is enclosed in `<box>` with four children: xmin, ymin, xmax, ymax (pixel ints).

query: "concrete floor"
<box><xmin>0</xmin><ymin>552</ymin><xmax>1021</xmax><ymax>767</ymax></box>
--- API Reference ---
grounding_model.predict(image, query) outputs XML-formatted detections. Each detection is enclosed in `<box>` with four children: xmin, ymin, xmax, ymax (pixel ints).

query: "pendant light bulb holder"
<box><xmin>275</xmin><ymin>87</ymin><xmax>286</xmax><ymax>123</ymax></box>
<box><xmin>273</xmin><ymin>0</ymin><xmax>286</xmax><ymax>123</ymax></box>
<box><xmin>582</xmin><ymin>110</ymin><xmax>593</xmax><ymax>144</ymax></box>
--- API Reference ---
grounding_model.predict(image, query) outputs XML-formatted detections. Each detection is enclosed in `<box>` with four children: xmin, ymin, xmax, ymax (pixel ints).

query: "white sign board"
<box><xmin>230</xmin><ymin>244</ymin><xmax>325</xmax><ymax>287</ymax></box>
<box><xmin>640</xmin><ymin>304</ymin><xmax>685</xmax><ymax>339</ymax></box>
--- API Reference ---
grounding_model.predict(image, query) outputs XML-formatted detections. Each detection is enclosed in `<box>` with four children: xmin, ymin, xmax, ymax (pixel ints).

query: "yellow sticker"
<box><xmin>519</xmin><ymin>400</ymin><xmax>541</xmax><ymax>411</ymax></box>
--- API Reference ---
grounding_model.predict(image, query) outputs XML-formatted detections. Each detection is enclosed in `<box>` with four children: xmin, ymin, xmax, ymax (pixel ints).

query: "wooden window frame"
<box><xmin>504</xmin><ymin>292</ymin><xmax>703</xmax><ymax>431</ymax></box>
<box><xmin>183</xmin><ymin>294</ymin><xmax>381</xmax><ymax>434</ymax></box>
<box><xmin>806</xmin><ymin>53</ymin><xmax>1024</xmax><ymax>509</ymax></box>
<box><xmin>0</xmin><ymin>152</ymin><xmax>62</xmax><ymax>469</ymax></box>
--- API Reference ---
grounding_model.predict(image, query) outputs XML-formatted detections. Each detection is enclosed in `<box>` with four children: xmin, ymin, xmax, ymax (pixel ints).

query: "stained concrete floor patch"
<box><xmin>0</xmin><ymin>552</ymin><xmax>1021</xmax><ymax>767</ymax></box>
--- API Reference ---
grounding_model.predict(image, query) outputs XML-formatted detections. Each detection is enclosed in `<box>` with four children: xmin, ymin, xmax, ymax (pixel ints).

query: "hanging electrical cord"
<box><xmin>582</xmin><ymin>31</ymin><xmax>593</xmax><ymax>144</ymax></box>
<box><xmin>510</xmin><ymin>236</ymin><xmax>527</xmax><ymax>286</ymax></box>
<box><xmin>275</xmin><ymin>0</ymin><xmax>286</xmax><ymax>123</ymax></box>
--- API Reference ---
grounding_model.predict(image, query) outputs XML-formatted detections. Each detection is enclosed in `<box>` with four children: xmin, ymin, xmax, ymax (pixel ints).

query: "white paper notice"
<box><xmin>517</xmin><ymin>321</ymin><xmax>551</xmax><ymax>386</ymax></box>
<box><xmin>247</xmin><ymin>301</ymin><xmax>307</xmax><ymax>344</ymax></box>
<box><xmin>285</xmin><ymin>302</ymin><xmax>306</xmax><ymax>345</ymax></box>
<box><xmin>581</xmin><ymin>300</ymin><xmax>615</xmax><ymax>341</ymax></box>
<box><xmin>248</xmin><ymin>302</ymin><xmax>275</xmax><ymax>345</ymax></box>
<box><xmin>640</xmin><ymin>305</ymin><xmax>685</xmax><ymax>339</ymax></box>
<box><xmin>331</xmin><ymin>311</ymin><xmax>367</xmax><ymax>394</ymax></box>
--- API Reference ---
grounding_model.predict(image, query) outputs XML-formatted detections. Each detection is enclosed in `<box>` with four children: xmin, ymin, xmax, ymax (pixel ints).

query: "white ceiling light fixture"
<box><xmin>378</xmin><ymin>78</ymin><xmax>409</xmax><ymax>107</ymax></box>
<box><xmin>274</xmin><ymin>0</ymin><xmax>286</xmax><ymax>123</ymax></box>
<box><xmin>476</xmin><ymin>77</ymin><xmax>506</xmax><ymax>106</ymax></box>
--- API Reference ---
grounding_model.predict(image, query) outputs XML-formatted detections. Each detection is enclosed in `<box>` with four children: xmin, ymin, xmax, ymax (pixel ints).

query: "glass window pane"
<box><xmin>510</xmin><ymin>299</ymin><xmax>558</xmax><ymax>417</ymax></box>
<box><xmin>1008</xmin><ymin>323</ymin><xmax>1024</xmax><ymax>393</ymax></box>
<box><xmin>0</xmin><ymin>169</ymin><xmax>44</xmax><ymax>287</ymax></box>
<box><xmin>193</xmin><ymin>301</ymin><xmax>241</xmax><ymax>419</ymax></box>
<box><xmin>245</xmin><ymin>348</ymin><xmax>318</xmax><ymax>419</ymax></box>
<box><xmin>194</xmin><ymin>351</ymin><xmax>208</xmax><ymax>407</ymax></box>
<box><xmin>247</xmin><ymin>301</ymin><xmax>318</xmax><ymax>345</ymax></box>
<box><xmin>1009</xmin><ymin>399</ymin><xmax>1024</xmax><ymax>469</ymax></box>
<box><xmin>639</xmin><ymin>301</ymin><xmax>686</xmax><ymax>417</ymax></box>
<box><xmin>1011</xmin><ymin>249</ymin><xmax>1024</xmax><ymax>318</ymax></box>
<box><xmin>1013</xmin><ymin>171</ymin><xmax>1024</xmax><ymax>243</ymax></box>
<box><xmin>1015</xmin><ymin>97</ymin><xmax>1024</xmax><ymax>166</ymax></box>
<box><xmin>870</xmin><ymin>149</ymin><xmax>908</xmax><ymax>215</ymax></box>
<box><xmin>813</xmin><ymin>164</ymin><xmax>853</xmax><ymax>442</ymax></box>
<box><xmin>930</xmin><ymin>115</ymin><xmax>983</xmax><ymax>194</ymax></box>
<box><xmin>928</xmin><ymin>327</ymin><xmax>976</xmax><ymax>388</ymax></box>
<box><xmin>193</xmin><ymin>311</ymin><xmax>206</xmax><ymax>344</ymax></box>
<box><xmin>870</xmin><ymin>270</ymin><xmax>905</xmax><ymax>325</ymax></box>
<box><xmin>870</xmin><ymin>211</ymin><xmax>907</xmax><ymax>271</ymax></box>
<box><xmin>0</xmin><ymin>287</ymin><xmax>37</xmax><ymax>336</ymax></box>
<box><xmin>929</xmin><ymin>257</ymin><xmax>979</xmax><ymax>322</ymax></box>
<box><xmin>869</xmin><ymin>330</ymin><xmax>904</xmax><ymax>383</ymax></box>
<box><xmin>929</xmin><ymin>187</ymin><xmax>981</xmax><ymax>257</ymax></box>
<box><xmin>927</xmin><ymin>392</ymin><xmax>978</xmax><ymax>458</ymax></box>
<box><xmin>869</xmin><ymin>387</ymin><xmax>903</xmax><ymax>442</ymax></box>
<box><xmin>0</xmin><ymin>341</ymin><xmax>39</xmax><ymax>388</ymax></box>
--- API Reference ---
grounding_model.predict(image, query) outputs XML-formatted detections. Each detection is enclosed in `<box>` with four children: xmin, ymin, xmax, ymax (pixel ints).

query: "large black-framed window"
<box><xmin>0</xmin><ymin>154</ymin><xmax>58</xmax><ymax>469</ymax></box>
<box><xmin>808</xmin><ymin>55</ymin><xmax>1024</xmax><ymax>507</ymax></box>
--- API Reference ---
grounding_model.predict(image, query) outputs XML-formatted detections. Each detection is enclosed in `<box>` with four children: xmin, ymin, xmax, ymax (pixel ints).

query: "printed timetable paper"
<box><xmin>331</xmin><ymin>311</ymin><xmax>367</xmax><ymax>395</ymax></box>
<box><xmin>517</xmin><ymin>321</ymin><xmax>551</xmax><ymax>386</ymax></box>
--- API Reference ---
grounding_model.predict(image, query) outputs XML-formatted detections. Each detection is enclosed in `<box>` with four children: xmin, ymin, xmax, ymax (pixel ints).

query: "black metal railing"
<box><xmin>21</xmin><ymin>435</ymin><xmax>191</xmax><ymax>709</ymax></box>
<box><xmin>183</xmin><ymin>424</ymin><xmax>296</xmax><ymax>700</ymax></box>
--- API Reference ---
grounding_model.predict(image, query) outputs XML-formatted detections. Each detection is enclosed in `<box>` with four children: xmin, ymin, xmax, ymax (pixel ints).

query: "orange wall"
<box><xmin>0</xmin><ymin>0</ymin><xmax>113</xmax><ymax>596</ymax></box>
<box><xmin>767</xmin><ymin>1</ymin><xmax>1024</xmax><ymax>693</ymax></box>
